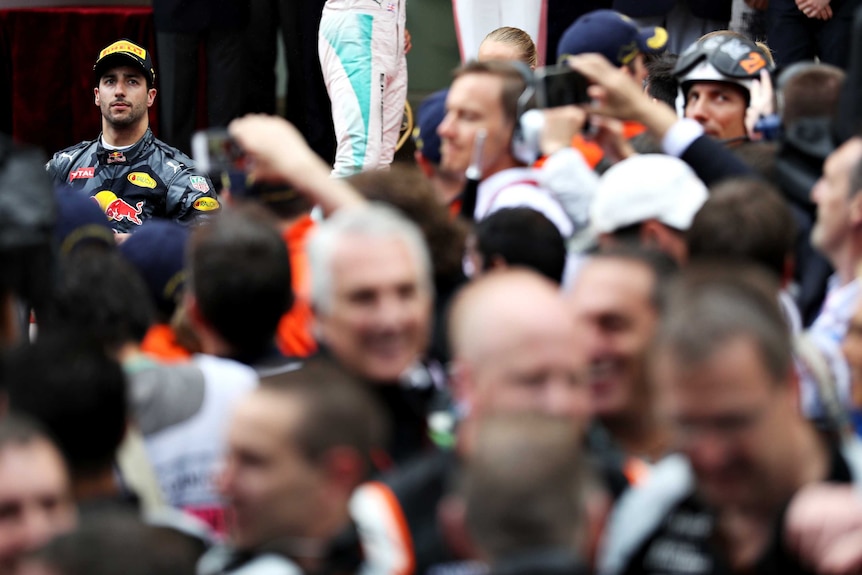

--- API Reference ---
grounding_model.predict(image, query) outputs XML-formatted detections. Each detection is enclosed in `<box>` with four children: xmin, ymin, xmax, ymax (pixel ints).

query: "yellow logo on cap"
<box><xmin>646</xmin><ymin>27</ymin><xmax>669</xmax><ymax>51</ymax></box>
<box><xmin>99</xmin><ymin>41</ymin><xmax>146</xmax><ymax>61</ymax></box>
<box><xmin>412</xmin><ymin>127</ymin><xmax>425</xmax><ymax>150</ymax></box>
<box><xmin>193</xmin><ymin>198</ymin><xmax>220</xmax><ymax>212</ymax></box>
<box><xmin>618</xmin><ymin>41</ymin><xmax>639</xmax><ymax>65</ymax></box>
<box><xmin>128</xmin><ymin>172</ymin><xmax>157</xmax><ymax>189</ymax></box>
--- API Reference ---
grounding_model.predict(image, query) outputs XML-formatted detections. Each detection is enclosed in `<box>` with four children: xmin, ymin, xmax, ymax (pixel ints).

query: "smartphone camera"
<box><xmin>191</xmin><ymin>129</ymin><xmax>249</xmax><ymax>194</ymax></box>
<box><xmin>533</xmin><ymin>66</ymin><xmax>590</xmax><ymax>109</ymax></box>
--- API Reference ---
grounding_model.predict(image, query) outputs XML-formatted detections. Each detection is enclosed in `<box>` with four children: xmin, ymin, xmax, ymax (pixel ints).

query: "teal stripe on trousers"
<box><xmin>322</xmin><ymin>13</ymin><xmax>375</xmax><ymax>170</ymax></box>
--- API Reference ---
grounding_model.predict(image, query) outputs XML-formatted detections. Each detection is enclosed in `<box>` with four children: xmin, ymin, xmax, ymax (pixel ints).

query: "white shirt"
<box><xmin>801</xmin><ymin>276</ymin><xmax>859</xmax><ymax>418</ymax></box>
<box><xmin>143</xmin><ymin>354</ymin><xmax>257</xmax><ymax>533</ymax></box>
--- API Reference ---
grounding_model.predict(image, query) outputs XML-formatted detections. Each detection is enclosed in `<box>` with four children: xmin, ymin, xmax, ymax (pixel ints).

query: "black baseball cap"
<box><xmin>93</xmin><ymin>39</ymin><xmax>156</xmax><ymax>86</ymax></box>
<box><xmin>118</xmin><ymin>219</ymin><xmax>189</xmax><ymax>318</ymax></box>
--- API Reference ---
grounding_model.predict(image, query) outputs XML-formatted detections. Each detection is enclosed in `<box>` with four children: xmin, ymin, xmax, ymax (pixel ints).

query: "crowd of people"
<box><xmin>4</xmin><ymin>0</ymin><xmax>862</xmax><ymax>574</ymax></box>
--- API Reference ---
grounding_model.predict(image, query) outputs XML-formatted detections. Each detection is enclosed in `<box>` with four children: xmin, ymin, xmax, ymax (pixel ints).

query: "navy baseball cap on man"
<box><xmin>412</xmin><ymin>89</ymin><xmax>448</xmax><ymax>165</ymax></box>
<box><xmin>118</xmin><ymin>219</ymin><xmax>189</xmax><ymax>319</ymax></box>
<box><xmin>94</xmin><ymin>38</ymin><xmax>156</xmax><ymax>86</ymax></box>
<box><xmin>54</xmin><ymin>187</ymin><xmax>116</xmax><ymax>256</ymax></box>
<box><xmin>557</xmin><ymin>10</ymin><xmax>668</xmax><ymax>67</ymax></box>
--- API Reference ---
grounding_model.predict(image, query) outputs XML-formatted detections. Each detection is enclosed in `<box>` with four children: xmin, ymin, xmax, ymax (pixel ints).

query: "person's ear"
<box><xmin>640</xmin><ymin>220</ymin><xmax>687</xmax><ymax>264</ymax></box>
<box><xmin>639</xmin><ymin>220</ymin><xmax>665</xmax><ymax>246</ymax></box>
<box><xmin>781</xmin><ymin>255</ymin><xmax>795</xmax><ymax>289</ymax></box>
<box><xmin>488</xmin><ymin>254</ymin><xmax>508</xmax><ymax>270</ymax></box>
<box><xmin>183</xmin><ymin>292</ymin><xmax>208</xmax><ymax>334</ymax></box>
<box><xmin>849</xmin><ymin>192</ymin><xmax>862</xmax><ymax>228</ymax></box>
<box><xmin>321</xmin><ymin>446</ymin><xmax>366</xmax><ymax>494</ymax></box>
<box><xmin>448</xmin><ymin>360</ymin><xmax>474</xmax><ymax>413</ymax></box>
<box><xmin>415</xmin><ymin>151</ymin><xmax>436</xmax><ymax>179</ymax></box>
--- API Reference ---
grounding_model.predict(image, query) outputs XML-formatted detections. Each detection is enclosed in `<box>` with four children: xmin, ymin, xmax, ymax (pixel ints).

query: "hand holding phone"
<box><xmin>191</xmin><ymin>129</ymin><xmax>248</xmax><ymax>175</ymax></box>
<box><xmin>533</xmin><ymin>66</ymin><xmax>590</xmax><ymax>109</ymax></box>
<box><xmin>192</xmin><ymin>129</ymin><xmax>250</xmax><ymax>194</ymax></box>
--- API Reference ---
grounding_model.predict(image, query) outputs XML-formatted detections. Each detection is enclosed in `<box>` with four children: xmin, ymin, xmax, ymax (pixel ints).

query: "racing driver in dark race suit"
<box><xmin>46</xmin><ymin>39</ymin><xmax>220</xmax><ymax>234</ymax></box>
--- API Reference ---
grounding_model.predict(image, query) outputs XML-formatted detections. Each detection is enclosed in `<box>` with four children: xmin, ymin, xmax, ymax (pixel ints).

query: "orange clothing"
<box><xmin>277</xmin><ymin>215</ymin><xmax>317</xmax><ymax>358</ymax></box>
<box><xmin>623</xmin><ymin>456</ymin><xmax>651</xmax><ymax>486</ymax></box>
<box><xmin>140</xmin><ymin>323</ymin><xmax>191</xmax><ymax>363</ymax></box>
<box><xmin>621</xmin><ymin>120</ymin><xmax>648</xmax><ymax>140</ymax></box>
<box><xmin>570</xmin><ymin>135</ymin><xmax>604</xmax><ymax>169</ymax></box>
<box><xmin>535</xmin><ymin>120</ymin><xmax>648</xmax><ymax>169</ymax></box>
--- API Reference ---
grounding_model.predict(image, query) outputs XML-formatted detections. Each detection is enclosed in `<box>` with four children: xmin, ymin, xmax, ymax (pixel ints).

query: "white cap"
<box><xmin>590</xmin><ymin>154</ymin><xmax>708</xmax><ymax>234</ymax></box>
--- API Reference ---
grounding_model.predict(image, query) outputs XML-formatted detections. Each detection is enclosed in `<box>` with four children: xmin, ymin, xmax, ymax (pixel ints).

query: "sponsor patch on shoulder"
<box><xmin>193</xmin><ymin>197</ymin><xmax>220</xmax><ymax>212</ymax></box>
<box><xmin>69</xmin><ymin>167</ymin><xmax>95</xmax><ymax>182</ymax></box>
<box><xmin>189</xmin><ymin>176</ymin><xmax>211</xmax><ymax>193</ymax></box>
<box><xmin>127</xmin><ymin>172</ymin><xmax>157</xmax><ymax>189</ymax></box>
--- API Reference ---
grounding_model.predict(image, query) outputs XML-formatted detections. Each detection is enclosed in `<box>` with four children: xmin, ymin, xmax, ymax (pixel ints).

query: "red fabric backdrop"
<box><xmin>0</xmin><ymin>7</ymin><xmax>158</xmax><ymax>155</ymax></box>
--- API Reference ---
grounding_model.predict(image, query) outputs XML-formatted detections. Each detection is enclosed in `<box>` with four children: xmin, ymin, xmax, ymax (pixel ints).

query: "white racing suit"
<box><xmin>319</xmin><ymin>0</ymin><xmax>407</xmax><ymax>177</ymax></box>
<box><xmin>452</xmin><ymin>0</ymin><xmax>548</xmax><ymax>65</ymax></box>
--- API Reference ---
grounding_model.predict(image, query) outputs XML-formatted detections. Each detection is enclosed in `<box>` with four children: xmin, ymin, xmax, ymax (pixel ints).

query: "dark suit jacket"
<box><xmin>680</xmin><ymin>135</ymin><xmax>752</xmax><ymax>186</ymax></box>
<box><xmin>613</xmin><ymin>0</ymin><xmax>731</xmax><ymax>22</ymax></box>
<box><xmin>152</xmin><ymin>0</ymin><xmax>249</xmax><ymax>33</ymax></box>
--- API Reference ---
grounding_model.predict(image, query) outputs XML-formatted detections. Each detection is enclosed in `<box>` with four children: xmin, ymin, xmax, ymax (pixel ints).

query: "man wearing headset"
<box><xmin>437</xmin><ymin>60</ymin><xmax>573</xmax><ymax>238</ymax></box>
<box><xmin>673</xmin><ymin>33</ymin><xmax>773</xmax><ymax>144</ymax></box>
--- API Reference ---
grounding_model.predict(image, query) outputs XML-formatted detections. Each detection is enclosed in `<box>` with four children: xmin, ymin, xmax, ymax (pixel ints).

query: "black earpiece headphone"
<box><xmin>509</xmin><ymin>60</ymin><xmax>542</xmax><ymax>165</ymax></box>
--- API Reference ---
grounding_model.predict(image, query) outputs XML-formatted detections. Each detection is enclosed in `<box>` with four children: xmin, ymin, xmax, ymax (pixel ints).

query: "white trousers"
<box><xmin>320</xmin><ymin>0</ymin><xmax>408</xmax><ymax>176</ymax></box>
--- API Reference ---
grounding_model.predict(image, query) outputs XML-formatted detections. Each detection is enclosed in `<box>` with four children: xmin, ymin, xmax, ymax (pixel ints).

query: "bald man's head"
<box><xmin>448</xmin><ymin>270</ymin><xmax>590</xmax><ymax>425</ymax></box>
<box><xmin>450</xmin><ymin>270</ymin><xmax>563</xmax><ymax>361</ymax></box>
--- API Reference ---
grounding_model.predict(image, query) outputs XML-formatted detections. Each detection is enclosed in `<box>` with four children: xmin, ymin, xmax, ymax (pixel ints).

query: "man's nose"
<box><xmin>438</xmin><ymin>112</ymin><xmax>454</xmax><ymax>137</ymax></box>
<box><xmin>687</xmin><ymin>98</ymin><xmax>708</xmax><ymax>123</ymax></box>
<box><xmin>688</xmin><ymin>430</ymin><xmax>732</xmax><ymax>473</ymax></box>
<box><xmin>810</xmin><ymin>178</ymin><xmax>824</xmax><ymax>203</ymax></box>
<box><xmin>22</xmin><ymin>507</ymin><xmax>55</xmax><ymax>552</ymax></box>
<box><xmin>216</xmin><ymin>460</ymin><xmax>236</xmax><ymax>498</ymax></box>
<box><xmin>377</xmin><ymin>294</ymin><xmax>407</xmax><ymax>328</ymax></box>
<box><xmin>543</xmin><ymin>377</ymin><xmax>590</xmax><ymax>421</ymax></box>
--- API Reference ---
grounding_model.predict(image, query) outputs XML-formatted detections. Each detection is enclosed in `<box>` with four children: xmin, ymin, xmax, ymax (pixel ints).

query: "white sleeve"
<box><xmin>535</xmin><ymin>147</ymin><xmax>599</xmax><ymax>234</ymax></box>
<box><xmin>351</xmin><ymin>482</ymin><xmax>415</xmax><ymax>575</ymax></box>
<box><xmin>661</xmin><ymin>119</ymin><xmax>705</xmax><ymax>158</ymax></box>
